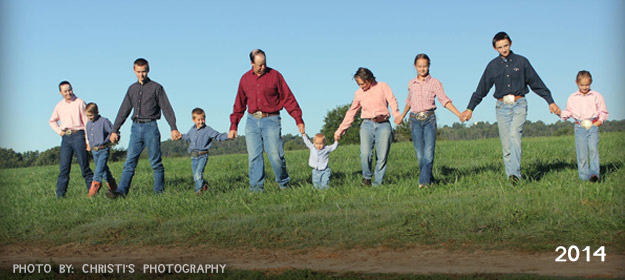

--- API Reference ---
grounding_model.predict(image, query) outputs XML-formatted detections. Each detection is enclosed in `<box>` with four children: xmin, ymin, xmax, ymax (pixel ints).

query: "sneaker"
<box><xmin>106</xmin><ymin>178</ymin><xmax>118</xmax><ymax>192</ymax></box>
<box><xmin>509</xmin><ymin>175</ymin><xmax>520</xmax><ymax>185</ymax></box>
<box><xmin>279</xmin><ymin>183</ymin><xmax>291</xmax><ymax>191</ymax></box>
<box><xmin>88</xmin><ymin>181</ymin><xmax>102</xmax><ymax>197</ymax></box>
<box><xmin>105</xmin><ymin>190</ymin><xmax>121</xmax><ymax>199</ymax></box>
<box><xmin>589</xmin><ymin>175</ymin><xmax>600</xmax><ymax>183</ymax></box>
<box><xmin>202</xmin><ymin>184</ymin><xmax>208</xmax><ymax>192</ymax></box>
<box><xmin>361</xmin><ymin>178</ymin><xmax>372</xmax><ymax>186</ymax></box>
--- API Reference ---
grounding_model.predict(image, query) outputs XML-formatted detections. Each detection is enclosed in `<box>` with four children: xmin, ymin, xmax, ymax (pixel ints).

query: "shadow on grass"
<box><xmin>524</xmin><ymin>161</ymin><xmax>622</xmax><ymax>182</ymax></box>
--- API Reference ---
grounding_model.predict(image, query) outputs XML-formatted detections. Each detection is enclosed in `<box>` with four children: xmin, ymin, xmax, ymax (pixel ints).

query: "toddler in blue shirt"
<box><xmin>181</xmin><ymin>108</ymin><xmax>230</xmax><ymax>194</ymax></box>
<box><xmin>302</xmin><ymin>133</ymin><xmax>338</xmax><ymax>189</ymax></box>
<box><xmin>85</xmin><ymin>103</ymin><xmax>117</xmax><ymax>197</ymax></box>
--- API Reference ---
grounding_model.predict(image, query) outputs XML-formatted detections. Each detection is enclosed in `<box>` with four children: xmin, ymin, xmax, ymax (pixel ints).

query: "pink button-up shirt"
<box><xmin>406</xmin><ymin>75</ymin><xmax>452</xmax><ymax>113</ymax></box>
<box><xmin>560</xmin><ymin>90</ymin><xmax>608</xmax><ymax>122</ymax></box>
<box><xmin>335</xmin><ymin>82</ymin><xmax>400</xmax><ymax>138</ymax></box>
<box><xmin>49</xmin><ymin>95</ymin><xmax>89</xmax><ymax>142</ymax></box>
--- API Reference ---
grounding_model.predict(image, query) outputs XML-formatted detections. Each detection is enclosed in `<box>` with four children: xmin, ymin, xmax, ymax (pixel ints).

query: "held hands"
<box><xmin>460</xmin><ymin>110</ymin><xmax>472</xmax><ymax>122</ymax></box>
<box><xmin>109</xmin><ymin>132</ymin><xmax>119</xmax><ymax>144</ymax></box>
<box><xmin>298</xmin><ymin>123</ymin><xmax>305</xmax><ymax>135</ymax></box>
<box><xmin>171</xmin><ymin>130</ymin><xmax>182</xmax><ymax>141</ymax></box>
<box><xmin>228</xmin><ymin>130</ymin><xmax>237</xmax><ymax>139</ymax></box>
<box><xmin>549</xmin><ymin>103</ymin><xmax>561</xmax><ymax>116</ymax></box>
<box><xmin>394</xmin><ymin>115</ymin><xmax>404</xmax><ymax>125</ymax></box>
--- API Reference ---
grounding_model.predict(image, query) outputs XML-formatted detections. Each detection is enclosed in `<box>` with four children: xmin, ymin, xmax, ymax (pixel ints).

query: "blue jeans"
<box><xmin>495</xmin><ymin>98</ymin><xmax>527</xmax><ymax>178</ymax></box>
<box><xmin>191</xmin><ymin>154</ymin><xmax>208</xmax><ymax>192</ymax></box>
<box><xmin>360</xmin><ymin>120</ymin><xmax>392</xmax><ymax>186</ymax></box>
<box><xmin>117</xmin><ymin>121</ymin><xmax>164</xmax><ymax>195</ymax></box>
<box><xmin>56</xmin><ymin>130</ymin><xmax>93</xmax><ymax>197</ymax></box>
<box><xmin>410</xmin><ymin>114</ymin><xmax>437</xmax><ymax>185</ymax></box>
<box><xmin>245</xmin><ymin>114</ymin><xmax>290</xmax><ymax>192</ymax></box>
<box><xmin>312</xmin><ymin>168</ymin><xmax>331</xmax><ymax>190</ymax></box>
<box><xmin>92</xmin><ymin>147</ymin><xmax>114</xmax><ymax>184</ymax></box>
<box><xmin>574</xmin><ymin>124</ymin><xmax>600</xmax><ymax>181</ymax></box>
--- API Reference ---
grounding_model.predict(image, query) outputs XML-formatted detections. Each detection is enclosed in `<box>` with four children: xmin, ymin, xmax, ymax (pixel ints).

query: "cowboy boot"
<box><xmin>88</xmin><ymin>181</ymin><xmax>102</xmax><ymax>197</ymax></box>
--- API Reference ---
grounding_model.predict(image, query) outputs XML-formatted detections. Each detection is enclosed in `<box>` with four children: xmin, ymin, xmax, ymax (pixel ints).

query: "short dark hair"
<box><xmin>192</xmin><ymin>107</ymin><xmax>205</xmax><ymax>117</ymax></box>
<box><xmin>576</xmin><ymin>70</ymin><xmax>593</xmax><ymax>83</ymax></box>
<box><xmin>353</xmin><ymin>67</ymin><xmax>376</xmax><ymax>83</ymax></box>
<box><xmin>134</xmin><ymin>58</ymin><xmax>149</xmax><ymax>70</ymax></box>
<box><xmin>249</xmin><ymin>49</ymin><xmax>265</xmax><ymax>63</ymax></box>
<box><xmin>492</xmin><ymin>32</ymin><xmax>512</xmax><ymax>47</ymax></box>
<box><xmin>85</xmin><ymin>102</ymin><xmax>99</xmax><ymax>115</ymax></box>
<box><xmin>413</xmin><ymin>53</ymin><xmax>431</xmax><ymax>66</ymax></box>
<box><xmin>58</xmin><ymin>80</ymin><xmax>71</xmax><ymax>91</ymax></box>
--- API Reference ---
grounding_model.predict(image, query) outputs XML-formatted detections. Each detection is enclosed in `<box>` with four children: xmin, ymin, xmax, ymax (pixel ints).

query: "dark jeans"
<box><xmin>56</xmin><ymin>130</ymin><xmax>93</xmax><ymax>197</ymax></box>
<box><xmin>116</xmin><ymin>121</ymin><xmax>164</xmax><ymax>195</ymax></box>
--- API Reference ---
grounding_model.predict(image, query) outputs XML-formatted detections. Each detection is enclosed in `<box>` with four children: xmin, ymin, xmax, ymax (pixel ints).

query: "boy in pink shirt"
<box><xmin>560</xmin><ymin>71</ymin><xmax>608</xmax><ymax>182</ymax></box>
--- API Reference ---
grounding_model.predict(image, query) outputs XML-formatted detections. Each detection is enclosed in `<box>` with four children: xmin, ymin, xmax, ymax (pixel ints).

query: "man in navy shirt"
<box><xmin>460</xmin><ymin>32</ymin><xmax>561</xmax><ymax>183</ymax></box>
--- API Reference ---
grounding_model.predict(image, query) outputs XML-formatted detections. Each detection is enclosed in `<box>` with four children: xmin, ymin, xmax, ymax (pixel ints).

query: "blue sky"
<box><xmin>1</xmin><ymin>0</ymin><xmax>624</xmax><ymax>153</ymax></box>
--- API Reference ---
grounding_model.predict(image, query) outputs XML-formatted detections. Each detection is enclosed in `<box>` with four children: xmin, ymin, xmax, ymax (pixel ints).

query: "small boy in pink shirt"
<box><xmin>560</xmin><ymin>70</ymin><xmax>608</xmax><ymax>182</ymax></box>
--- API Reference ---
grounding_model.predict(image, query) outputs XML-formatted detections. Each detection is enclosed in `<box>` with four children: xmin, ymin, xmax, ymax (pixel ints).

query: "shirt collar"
<box><xmin>574</xmin><ymin>90</ymin><xmax>594</xmax><ymax>96</ymax></box>
<box><xmin>500</xmin><ymin>51</ymin><xmax>515</xmax><ymax>63</ymax></box>
<box><xmin>413</xmin><ymin>74</ymin><xmax>432</xmax><ymax>84</ymax></box>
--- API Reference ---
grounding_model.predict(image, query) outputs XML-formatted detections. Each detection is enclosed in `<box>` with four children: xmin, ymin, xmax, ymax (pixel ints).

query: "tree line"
<box><xmin>2</xmin><ymin>105</ymin><xmax>624</xmax><ymax>169</ymax></box>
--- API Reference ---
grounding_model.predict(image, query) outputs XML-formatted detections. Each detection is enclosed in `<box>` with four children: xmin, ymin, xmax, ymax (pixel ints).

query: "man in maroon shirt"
<box><xmin>229</xmin><ymin>49</ymin><xmax>305</xmax><ymax>192</ymax></box>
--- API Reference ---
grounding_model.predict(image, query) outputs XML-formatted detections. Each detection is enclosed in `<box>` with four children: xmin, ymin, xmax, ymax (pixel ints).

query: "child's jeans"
<box><xmin>92</xmin><ymin>147</ymin><xmax>114</xmax><ymax>184</ymax></box>
<box><xmin>574</xmin><ymin>124</ymin><xmax>600</xmax><ymax>181</ymax></box>
<box><xmin>312</xmin><ymin>168</ymin><xmax>331</xmax><ymax>190</ymax></box>
<box><xmin>191</xmin><ymin>154</ymin><xmax>208</xmax><ymax>192</ymax></box>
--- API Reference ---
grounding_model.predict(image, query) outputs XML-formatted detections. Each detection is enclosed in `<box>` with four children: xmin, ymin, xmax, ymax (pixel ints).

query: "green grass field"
<box><xmin>1</xmin><ymin>133</ymin><xmax>623</xmax><ymax>254</ymax></box>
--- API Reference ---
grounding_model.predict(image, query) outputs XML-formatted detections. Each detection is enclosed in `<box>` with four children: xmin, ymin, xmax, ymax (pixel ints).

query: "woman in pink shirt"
<box><xmin>398</xmin><ymin>54</ymin><xmax>462</xmax><ymax>188</ymax></box>
<box><xmin>560</xmin><ymin>70</ymin><xmax>608</xmax><ymax>182</ymax></box>
<box><xmin>334</xmin><ymin>67</ymin><xmax>401</xmax><ymax>186</ymax></box>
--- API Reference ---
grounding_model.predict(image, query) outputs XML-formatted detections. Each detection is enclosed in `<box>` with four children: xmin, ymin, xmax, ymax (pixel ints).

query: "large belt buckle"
<box><xmin>581</xmin><ymin>119</ymin><xmax>593</xmax><ymax>130</ymax></box>
<box><xmin>252</xmin><ymin>111</ymin><xmax>263</xmax><ymax>119</ymax></box>
<box><xmin>64</xmin><ymin>129</ymin><xmax>73</xmax><ymax>136</ymax></box>
<box><xmin>503</xmin><ymin>94</ymin><xmax>516</xmax><ymax>105</ymax></box>
<box><xmin>415</xmin><ymin>112</ymin><xmax>428</xmax><ymax>121</ymax></box>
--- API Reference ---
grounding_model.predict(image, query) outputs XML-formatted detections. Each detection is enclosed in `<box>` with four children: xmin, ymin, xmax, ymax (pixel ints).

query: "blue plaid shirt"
<box><xmin>182</xmin><ymin>124</ymin><xmax>229</xmax><ymax>153</ymax></box>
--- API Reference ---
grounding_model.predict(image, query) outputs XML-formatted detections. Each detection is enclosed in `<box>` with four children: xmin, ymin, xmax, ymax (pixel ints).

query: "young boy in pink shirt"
<box><xmin>560</xmin><ymin>71</ymin><xmax>608</xmax><ymax>182</ymax></box>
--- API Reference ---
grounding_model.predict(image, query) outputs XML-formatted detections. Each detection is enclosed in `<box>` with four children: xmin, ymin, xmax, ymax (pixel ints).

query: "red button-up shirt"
<box><xmin>230</xmin><ymin>68</ymin><xmax>303</xmax><ymax>131</ymax></box>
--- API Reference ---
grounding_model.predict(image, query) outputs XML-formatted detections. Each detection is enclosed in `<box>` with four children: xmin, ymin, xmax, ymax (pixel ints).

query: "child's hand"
<box><xmin>86</xmin><ymin>144</ymin><xmax>91</xmax><ymax>151</ymax></box>
<box><xmin>593</xmin><ymin>120</ymin><xmax>603</xmax><ymax>127</ymax></box>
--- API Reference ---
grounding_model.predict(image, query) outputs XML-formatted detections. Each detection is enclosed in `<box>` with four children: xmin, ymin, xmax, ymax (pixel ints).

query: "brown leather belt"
<box><xmin>252</xmin><ymin>111</ymin><xmax>279</xmax><ymax>119</ymax></box>
<box><xmin>63</xmin><ymin>129</ymin><xmax>83</xmax><ymax>136</ymax></box>
<box><xmin>191</xmin><ymin>150</ymin><xmax>209</xmax><ymax>157</ymax></box>
<box><xmin>497</xmin><ymin>95</ymin><xmax>523</xmax><ymax>102</ymax></box>
<box><xmin>92</xmin><ymin>145</ymin><xmax>108</xmax><ymax>151</ymax></box>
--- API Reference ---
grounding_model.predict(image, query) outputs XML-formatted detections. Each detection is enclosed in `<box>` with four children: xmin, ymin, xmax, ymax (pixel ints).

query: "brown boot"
<box><xmin>88</xmin><ymin>181</ymin><xmax>102</xmax><ymax>197</ymax></box>
<box><xmin>106</xmin><ymin>178</ymin><xmax>118</xmax><ymax>192</ymax></box>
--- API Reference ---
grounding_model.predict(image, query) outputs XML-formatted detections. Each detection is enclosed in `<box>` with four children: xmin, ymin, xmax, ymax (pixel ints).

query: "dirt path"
<box><xmin>1</xmin><ymin>244</ymin><xmax>624</xmax><ymax>278</ymax></box>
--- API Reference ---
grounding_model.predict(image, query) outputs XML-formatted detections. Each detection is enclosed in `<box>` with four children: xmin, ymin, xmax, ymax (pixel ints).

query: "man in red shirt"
<box><xmin>229</xmin><ymin>49</ymin><xmax>305</xmax><ymax>192</ymax></box>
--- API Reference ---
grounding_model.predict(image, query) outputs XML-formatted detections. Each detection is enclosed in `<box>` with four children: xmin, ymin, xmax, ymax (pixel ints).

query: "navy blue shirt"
<box><xmin>182</xmin><ymin>124</ymin><xmax>229</xmax><ymax>153</ymax></box>
<box><xmin>467</xmin><ymin>51</ymin><xmax>554</xmax><ymax>111</ymax></box>
<box><xmin>112</xmin><ymin>78</ymin><xmax>178</xmax><ymax>133</ymax></box>
<box><xmin>86</xmin><ymin>115</ymin><xmax>113</xmax><ymax>147</ymax></box>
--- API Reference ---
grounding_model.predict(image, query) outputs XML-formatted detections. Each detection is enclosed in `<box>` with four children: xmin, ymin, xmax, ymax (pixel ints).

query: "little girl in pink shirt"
<box><xmin>560</xmin><ymin>70</ymin><xmax>608</xmax><ymax>182</ymax></box>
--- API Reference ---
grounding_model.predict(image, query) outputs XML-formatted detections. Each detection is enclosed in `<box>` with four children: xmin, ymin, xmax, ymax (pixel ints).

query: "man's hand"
<box><xmin>228</xmin><ymin>130</ymin><xmax>237</xmax><ymax>139</ymax></box>
<box><xmin>110</xmin><ymin>133</ymin><xmax>119</xmax><ymax>144</ymax></box>
<box><xmin>460</xmin><ymin>110</ymin><xmax>473</xmax><ymax>122</ymax></box>
<box><xmin>86</xmin><ymin>144</ymin><xmax>91</xmax><ymax>151</ymax></box>
<box><xmin>549</xmin><ymin>103</ymin><xmax>561</xmax><ymax>116</ymax></box>
<box><xmin>171</xmin><ymin>130</ymin><xmax>182</xmax><ymax>141</ymax></box>
<box><xmin>297</xmin><ymin>123</ymin><xmax>305</xmax><ymax>135</ymax></box>
<box><xmin>394</xmin><ymin>116</ymin><xmax>403</xmax><ymax>125</ymax></box>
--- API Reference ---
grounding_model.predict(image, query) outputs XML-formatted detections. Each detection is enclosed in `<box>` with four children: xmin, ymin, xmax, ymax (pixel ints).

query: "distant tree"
<box><xmin>33</xmin><ymin>146</ymin><xmax>61</xmax><ymax>166</ymax></box>
<box><xmin>394</xmin><ymin>119</ymin><xmax>411</xmax><ymax>142</ymax></box>
<box><xmin>321</xmin><ymin>104</ymin><xmax>362</xmax><ymax>145</ymax></box>
<box><xmin>0</xmin><ymin>148</ymin><xmax>21</xmax><ymax>168</ymax></box>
